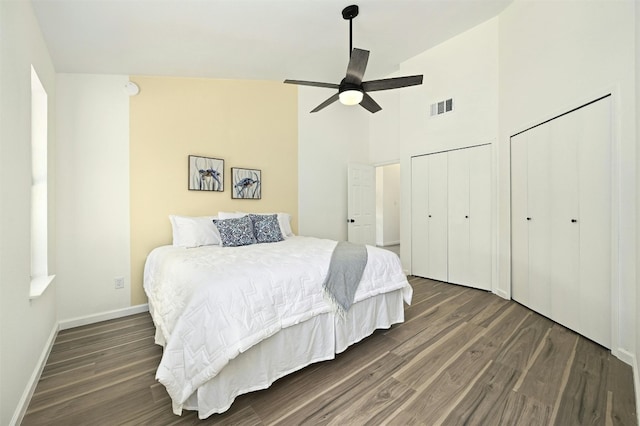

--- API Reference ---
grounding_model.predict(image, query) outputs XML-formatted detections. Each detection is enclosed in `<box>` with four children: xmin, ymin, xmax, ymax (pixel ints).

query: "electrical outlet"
<box><xmin>114</xmin><ymin>277</ymin><xmax>125</xmax><ymax>289</ymax></box>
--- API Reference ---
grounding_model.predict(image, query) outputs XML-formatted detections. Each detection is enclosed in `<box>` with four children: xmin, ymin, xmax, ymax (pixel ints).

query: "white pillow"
<box><xmin>275</xmin><ymin>213</ymin><xmax>294</xmax><ymax>237</ymax></box>
<box><xmin>218</xmin><ymin>211</ymin><xmax>246</xmax><ymax>219</ymax></box>
<box><xmin>220</xmin><ymin>211</ymin><xmax>294</xmax><ymax>238</ymax></box>
<box><xmin>169</xmin><ymin>215</ymin><xmax>221</xmax><ymax>247</ymax></box>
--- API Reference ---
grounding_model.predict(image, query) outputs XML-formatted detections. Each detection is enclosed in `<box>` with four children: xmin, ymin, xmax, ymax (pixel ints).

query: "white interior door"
<box><xmin>347</xmin><ymin>163</ymin><xmax>375</xmax><ymax>245</ymax></box>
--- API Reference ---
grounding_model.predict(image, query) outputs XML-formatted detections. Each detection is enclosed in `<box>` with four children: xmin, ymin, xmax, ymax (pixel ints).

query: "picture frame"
<box><xmin>231</xmin><ymin>167</ymin><xmax>261</xmax><ymax>199</ymax></box>
<box><xmin>188</xmin><ymin>155</ymin><xmax>224</xmax><ymax>192</ymax></box>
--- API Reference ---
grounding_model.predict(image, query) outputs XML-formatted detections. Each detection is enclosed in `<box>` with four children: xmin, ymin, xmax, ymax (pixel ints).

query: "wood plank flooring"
<box><xmin>22</xmin><ymin>277</ymin><xmax>637</xmax><ymax>425</ymax></box>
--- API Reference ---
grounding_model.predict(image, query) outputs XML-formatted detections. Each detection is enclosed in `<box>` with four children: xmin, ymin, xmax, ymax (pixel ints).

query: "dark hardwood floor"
<box><xmin>22</xmin><ymin>277</ymin><xmax>637</xmax><ymax>425</ymax></box>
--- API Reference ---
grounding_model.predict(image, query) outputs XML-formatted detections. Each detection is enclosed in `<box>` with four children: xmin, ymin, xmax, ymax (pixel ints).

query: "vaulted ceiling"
<box><xmin>31</xmin><ymin>0</ymin><xmax>512</xmax><ymax>83</ymax></box>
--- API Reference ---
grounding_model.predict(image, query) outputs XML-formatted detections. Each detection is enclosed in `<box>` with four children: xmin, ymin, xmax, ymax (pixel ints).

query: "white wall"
<box><xmin>56</xmin><ymin>74</ymin><xmax>132</xmax><ymax>322</ymax></box>
<box><xmin>394</xmin><ymin>18</ymin><xmax>500</xmax><ymax>274</ymax></box>
<box><xmin>497</xmin><ymin>0</ymin><xmax>636</xmax><ymax>362</ymax></box>
<box><xmin>298</xmin><ymin>86</ymin><xmax>370</xmax><ymax>240</ymax></box>
<box><xmin>0</xmin><ymin>1</ymin><xmax>58</xmax><ymax>424</ymax></box>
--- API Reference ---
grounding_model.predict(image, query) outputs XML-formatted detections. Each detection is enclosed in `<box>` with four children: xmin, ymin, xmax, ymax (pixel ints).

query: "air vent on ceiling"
<box><xmin>430</xmin><ymin>98</ymin><xmax>454</xmax><ymax>116</ymax></box>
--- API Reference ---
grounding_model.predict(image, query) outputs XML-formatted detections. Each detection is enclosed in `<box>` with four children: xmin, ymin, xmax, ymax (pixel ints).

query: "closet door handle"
<box><xmin>465</xmin><ymin>215</ymin><xmax>469</xmax><ymax>219</ymax></box>
<box><xmin>428</xmin><ymin>215</ymin><xmax>432</xmax><ymax>218</ymax></box>
<box><xmin>571</xmin><ymin>219</ymin><xmax>577</xmax><ymax>223</ymax></box>
<box><xmin>526</xmin><ymin>217</ymin><xmax>531</xmax><ymax>221</ymax></box>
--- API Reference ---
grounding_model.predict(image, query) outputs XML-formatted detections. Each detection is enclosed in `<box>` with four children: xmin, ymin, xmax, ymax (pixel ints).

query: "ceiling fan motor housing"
<box><xmin>339</xmin><ymin>80</ymin><xmax>362</xmax><ymax>94</ymax></box>
<box><xmin>342</xmin><ymin>5</ymin><xmax>359</xmax><ymax>20</ymax></box>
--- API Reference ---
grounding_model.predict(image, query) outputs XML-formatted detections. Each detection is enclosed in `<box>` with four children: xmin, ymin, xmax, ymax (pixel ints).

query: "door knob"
<box><xmin>571</xmin><ymin>219</ymin><xmax>577</xmax><ymax>223</ymax></box>
<box><xmin>428</xmin><ymin>215</ymin><xmax>432</xmax><ymax>218</ymax></box>
<box><xmin>348</xmin><ymin>219</ymin><xmax>355</xmax><ymax>223</ymax></box>
<box><xmin>465</xmin><ymin>215</ymin><xmax>469</xmax><ymax>219</ymax></box>
<box><xmin>526</xmin><ymin>217</ymin><xmax>531</xmax><ymax>221</ymax></box>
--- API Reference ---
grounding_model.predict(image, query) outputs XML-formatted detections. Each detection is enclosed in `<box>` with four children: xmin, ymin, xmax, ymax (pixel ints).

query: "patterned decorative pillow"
<box><xmin>213</xmin><ymin>216</ymin><xmax>257</xmax><ymax>247</ymax></box>
<box><xmin>249</xmin><ymin>214</ymin><xmax>284</xmax><ymax>243</ymax></box>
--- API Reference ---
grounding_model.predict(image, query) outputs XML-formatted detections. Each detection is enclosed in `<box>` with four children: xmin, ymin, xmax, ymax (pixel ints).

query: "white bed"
<box><xmin>144</xmin><ymin>235</ymin><xmax>412</xmax><ymax>419</ymax></box>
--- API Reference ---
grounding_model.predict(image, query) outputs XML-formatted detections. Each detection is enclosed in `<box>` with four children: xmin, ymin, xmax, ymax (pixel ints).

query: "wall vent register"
<box><xmin>430</xmin><ymin>98</ymin><xmax>453</xmax><ymax>116</ymax></box>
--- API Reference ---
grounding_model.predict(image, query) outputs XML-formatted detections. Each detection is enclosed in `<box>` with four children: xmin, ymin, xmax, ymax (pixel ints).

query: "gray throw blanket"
<box><xmin>322</xmin><ymin>241</ymin><xmax>368</xmax><ymax>317</ymax></box>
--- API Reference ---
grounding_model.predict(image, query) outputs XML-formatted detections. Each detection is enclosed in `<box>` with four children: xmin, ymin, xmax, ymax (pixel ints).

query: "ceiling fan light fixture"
<box><xmin>339</xmin><ymin>89</ymin><xmax>363</xmax><ymax>106</ymax></box>
<box><xmin>284</xmin><ymin>4</ymin><xmax>423</xmax><ymax>113</ymax></box>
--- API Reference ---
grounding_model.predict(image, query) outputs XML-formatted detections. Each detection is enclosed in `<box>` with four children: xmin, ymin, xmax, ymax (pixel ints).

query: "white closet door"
<box><xmin>447</xmin><ymin>148</ymin><xmax>470</xmax><ymax>286</ymax></box>
<box><xmin>411</xmin><ymin>155</ymin><xmax>430</xmax><ymax>278</ymax></box>
<box><xmin>525</xmin><ymin>124</ymin><xmax>553</xmax><ymax>318</ymax></box>
<box><xmin>511</xmin><ymin>96</ymin><xmax>612</xmax><ymax>349</ymax></box>
<box><xmin>549</xmin><ymin>111</ymin><xmax>580</xmax><ymax>334</ymax></box>
<box><xmin>510</xmin><ymin>133</ymin><xmax>529</xmax><ymax>306</ymax></box>
<box><xmin>577</xmin><ymin>98</ymin><xmax>611</xmax><ymax>348</ymax></box>
<box><xmin>468</xmin><ymin>144</ymin><xmax>492</xmax><ymax>290</ymax></box>
<box><xmin>427</xmin><ymin>152</ymin><xmax>449</xmax><ymax>281</ymax></box>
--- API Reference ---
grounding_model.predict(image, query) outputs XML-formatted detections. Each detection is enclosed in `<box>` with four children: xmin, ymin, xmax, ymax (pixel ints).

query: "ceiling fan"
<box><xmin>284</xmin><ymin>4</ymin><xmax>423</xmax><ymax>114</ymax></box>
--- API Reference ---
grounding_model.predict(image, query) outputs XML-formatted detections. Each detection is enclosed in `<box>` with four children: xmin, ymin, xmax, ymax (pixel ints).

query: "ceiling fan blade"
<box><xmin>360</xmin><ymin>92</ymin><xmax>382</xmax><ymax>113</ymax></box>
<box><xmin>310</xmin><ymin>93</ymin><xmax>340</xmax><ymax>113</ymax></box>
<box><xmin>284</xmin><ymin>79</ymin><xmax>340</xmax><ymax>89</ymax></box>
<box><xmin>362</xmin><ymin>75</ymin><xmax>423</xmax><ymax>92</ymax></box>
<box><xmin>344</xmin><ymin>48</ymin><xmax>370</xmax><ymax>85</ymax></box>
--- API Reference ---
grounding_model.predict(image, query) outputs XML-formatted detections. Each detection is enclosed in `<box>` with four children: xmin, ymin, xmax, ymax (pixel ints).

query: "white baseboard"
<box><xmin>615</xmin><ymin>347</ymin><xmax>635</xmax><ymax>367</ymax></box>
<box><xmin>12</xmin><ymin>304</ymin><xmax>151</xmax><ymax>424</ymax></box>
<box><xmin>493</xmin><ymin>288</ymin><xmax>509</xmax><ymax>300</ymax></box>
<box><xmin>634</xmin><ymin>352</ymin><xmax>640</xmax><ymax>426</ymax></box>
<box><xmin>10</xmin><ymin>322</ymin><xmax>58</xmax><ymax>426</ymax></box>
<box><xmin>58</xmin><ymin>304</ymin><xmax>149</xmax><ymax>330</ymax></box>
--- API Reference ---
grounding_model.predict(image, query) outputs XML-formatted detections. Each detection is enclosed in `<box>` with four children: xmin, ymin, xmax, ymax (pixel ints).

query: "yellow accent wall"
<box><xmin>129</xmin><ymin>76</ymin><xmax>298</xmax><ymax>305</ymax></box>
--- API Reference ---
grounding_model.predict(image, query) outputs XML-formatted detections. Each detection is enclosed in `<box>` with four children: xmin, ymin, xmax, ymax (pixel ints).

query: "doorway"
<box><xmin>375</xmin><ymin>163</ymin><xmax>401</xmax><ymax>256</ymax></box>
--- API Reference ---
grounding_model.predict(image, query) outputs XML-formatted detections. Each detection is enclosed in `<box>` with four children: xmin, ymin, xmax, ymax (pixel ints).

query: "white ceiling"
<box><xmin>31</xmin><ymin>0</ymin><xmax>512</xmax><ymax>83</ymax></box>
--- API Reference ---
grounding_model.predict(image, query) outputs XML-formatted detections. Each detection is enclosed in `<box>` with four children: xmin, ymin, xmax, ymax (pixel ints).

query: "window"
<box><xmin>30</xmin><ymin>65</ymin><xmax>54</xmax><ymax>298</ymax></box>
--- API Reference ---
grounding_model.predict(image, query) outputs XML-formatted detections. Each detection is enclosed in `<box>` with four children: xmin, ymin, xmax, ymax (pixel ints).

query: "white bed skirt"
<box><xmin>180</xmin><ymin>288</ymin><xmax>406</xmax><ymax>419</ymax></box>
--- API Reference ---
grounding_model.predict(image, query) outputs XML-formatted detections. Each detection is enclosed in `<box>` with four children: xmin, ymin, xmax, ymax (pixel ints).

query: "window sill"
<box><xmin>30</xmin><ymin>274</ymin><xmax>55</xmax><ymax>300</ymax></box>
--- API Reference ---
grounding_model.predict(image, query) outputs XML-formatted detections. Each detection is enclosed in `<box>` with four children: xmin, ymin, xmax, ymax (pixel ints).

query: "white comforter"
<box><xmin>144</xmin><ymin>236</ymin><xmax>411</xmax><ymax>414</ymax></box>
